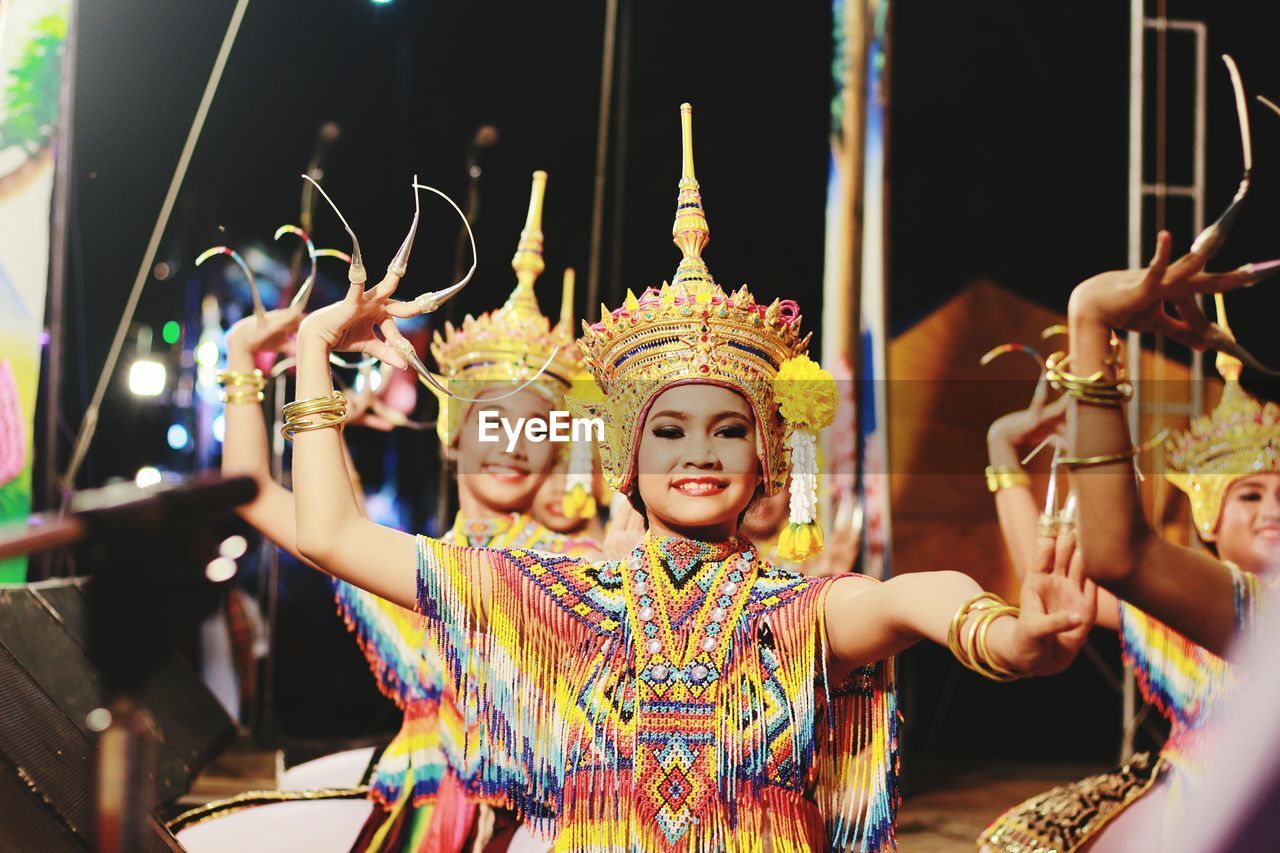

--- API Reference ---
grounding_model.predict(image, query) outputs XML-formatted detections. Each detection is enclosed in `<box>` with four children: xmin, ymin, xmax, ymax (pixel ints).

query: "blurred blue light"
<box><xmin>212</xmin><ymin>414</ymin><xmax>226</xmax><ymax>444</ymax></box>
<box><xmin>167</xmin><ymin>423</ymin><xmax>191</xmax><ymax>450</ymax></box>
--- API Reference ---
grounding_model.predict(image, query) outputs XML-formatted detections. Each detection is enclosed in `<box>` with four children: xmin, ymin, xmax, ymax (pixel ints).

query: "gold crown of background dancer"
<box><xmin>427</xmin><ymin>170</ymin><xmax>583</xmax><ymax>446</ymax></box>
<box><xmin>1166</xmin><ymin>295</ymin><xmax>1280</xmax><ymax>536</ymax></box>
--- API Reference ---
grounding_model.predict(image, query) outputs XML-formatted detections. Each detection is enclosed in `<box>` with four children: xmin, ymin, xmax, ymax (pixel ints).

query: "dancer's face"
<box><xmin>635</xmin><ymin>384</ymin><xmax>761</xmax><ymax>541</ymax></box>
<box><xmin>1206</xmin><ymin>474</ymin><xmax>1280</xmax><ymax>574</ymax></box>
<box><xmin>532</xmin><ymin>459</ymin><xmax>584</xmax><ymax>534</ymax></box>
<box><xmin>454</xmin><ymin>388</ymin><xmax>555</xmax><ymax>516</ymax></box>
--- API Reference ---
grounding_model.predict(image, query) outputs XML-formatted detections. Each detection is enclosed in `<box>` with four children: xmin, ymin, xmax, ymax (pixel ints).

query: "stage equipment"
<box><xmin>0</xmin><ymin>474</ymin><xmax>254</xmax><ymax>851</ymax></box>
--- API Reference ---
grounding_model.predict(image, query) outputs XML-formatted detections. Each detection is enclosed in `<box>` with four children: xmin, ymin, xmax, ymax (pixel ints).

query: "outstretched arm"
<box><xmin>824</xmin><ymin>542</ymin><xmax>1096</xmax><ymax>682</ymax></box>
<box><xmin>1066</xmin><ymin>231</ymin><xmax>1252</xmax><ymax>655</ymax></box>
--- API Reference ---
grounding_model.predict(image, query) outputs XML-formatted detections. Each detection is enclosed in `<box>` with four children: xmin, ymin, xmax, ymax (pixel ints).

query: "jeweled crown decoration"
<box><xmin>575</xmin><ymin>104</ymin><xmax>811</xmax><ymax>495</ymax></box>
<box><xmin>428</xmin><ymin>170</ymin><xmax>584</xmax><ymax>442</ymax></box>
<box><xmin>1166</xmin><ymin>296</ymin><xmax>1280</xmax><ymax>534</ymax></box>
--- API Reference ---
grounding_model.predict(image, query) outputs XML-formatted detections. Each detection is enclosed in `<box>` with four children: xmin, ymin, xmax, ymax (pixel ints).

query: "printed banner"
<box><xmin>823</xmin><ymin>0</ymin><xmax>892</xmax><ymax>578</ymax></box>
<box><xmin>0</xmin><ymin>0</ymin><xmax>69</xmax><ymax>582</ymax></box>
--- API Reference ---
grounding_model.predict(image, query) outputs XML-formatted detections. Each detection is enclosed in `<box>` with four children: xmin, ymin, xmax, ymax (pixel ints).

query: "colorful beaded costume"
<box><xmin>403</xmin><ymin>103</ymin><xmax>900</xmax><ymax>851</ymax></box>
<box><xmin>333</xmin><ymin>170</ymin><xmax>592</xmax><ymax>849</ymax></box>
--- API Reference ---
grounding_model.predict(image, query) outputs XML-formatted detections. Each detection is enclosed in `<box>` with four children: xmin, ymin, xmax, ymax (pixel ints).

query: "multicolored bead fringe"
<box><xmin>415</xmin><ymin>534</ymin><xmax>899</xmax><ymax>851</ymax></box>
<box><xmin>333</xmin><ymin>513</ymin><xmax>593</xmax><ymax>812</ymax></box>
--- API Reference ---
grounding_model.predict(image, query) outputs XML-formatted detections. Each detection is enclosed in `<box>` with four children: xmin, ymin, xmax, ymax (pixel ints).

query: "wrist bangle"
<box><xmin>1045</xmin><ymin>351</ymin><xmax>1132</xmax><ymax>407</ymax></box>
<box><xmin>281</xmin><ymin>392</ymin><xmax>348</xmax><ymax>441</ymax></box>
<box><xmin>1058</xmin><ymin>428</ymin><xmax>1170</xmax><ymax>469</ymax></box>
<box><xmin>985</xmin><ymin>465</ymin><xmax>1031</xmax><ymax>493</ymax></box>
<box><xmin>949</xmin><ymin>592</ymin><xmax>1021</xmax><ymax>682</ymax></box>
<box><xmin>217</xmin><ymin>369</ymin><xmax>267</xmax><ymax>404</ymax></box>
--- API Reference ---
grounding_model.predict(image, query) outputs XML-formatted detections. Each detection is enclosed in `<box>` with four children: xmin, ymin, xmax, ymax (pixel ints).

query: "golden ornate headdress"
<box><xmin>1166</xmin><ymin>294</ymin><xmax>1280</xmax><ymax>536</ymax></box>
<box><xmin>575</xmin><ymin>104</ymin><xmax>835</xmax><ymax>559</ymax></box>
<box><xmin>427</xmin><ymin>170</ymin><xmax>582</xmax><ymax>444</ymax></box>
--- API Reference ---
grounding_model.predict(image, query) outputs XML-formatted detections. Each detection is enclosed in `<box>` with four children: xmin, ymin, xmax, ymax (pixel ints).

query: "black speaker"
<box><xmin>0</xmin><ymin>578</ymin><xmax>235</xmax><ymax>850</ymax></box>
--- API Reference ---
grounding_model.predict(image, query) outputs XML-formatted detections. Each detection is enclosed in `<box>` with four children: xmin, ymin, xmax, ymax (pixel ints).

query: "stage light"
<box><xmin>135</xmin><ymin>466</ymin><xmax>162</xmax><ymax>488</ymax></box>
<box><xmin>219</xmin><ymin>535</ymin><xmax>248</xmax><ymax>560</ymax></box>
<box><xmin>128</xmin><ymin>359</ymin><xmax>167</xmax><ymax>396</ymax></box>
<box><xmin>162</xmin><ymin>320</ymin><xmax>181</xmax><ymax>344</ymax></box>
<box><xmin>354</xmin><ymin>368</ymin><xmax>383</xmax><ymax>394</ymax></box>
<box><xmin>167</xmin><ymin>423</ymin><xmax>191</xmax><ymax>450</ymax></box>
<box><xmin>205</xmin><ymin>557</ymin><xmax>237</xmax><ymax>583</ymax></box>
<box><xmin>370</xmin><ymin>0</ymin><xmax>394</xmax><ymax>5</ymax></box>
<box><xmin>212</xmin><ymin>413</ymin><xmax>226</xmax><ymax>443</ymax></box>
<box><xmin>85</xmin><ymin>708</ymin><xmax>112</xmax><ymax>733</ymax></box>
<box><xmin>195</xmin><ymin>340</ymin><xmax>220</xmax><ymax>368</ymax></box>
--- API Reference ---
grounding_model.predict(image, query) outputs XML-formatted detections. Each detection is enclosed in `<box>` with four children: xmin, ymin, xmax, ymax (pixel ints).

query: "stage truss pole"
<box><xmin>1122</xmin><ymin>0</ymin><xmax>1207</xmax><ymax>762</ymax></box>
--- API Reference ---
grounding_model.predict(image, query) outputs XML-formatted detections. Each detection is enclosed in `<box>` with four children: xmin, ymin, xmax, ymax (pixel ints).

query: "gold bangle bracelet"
<box><xmin>985</xmin><ymin>465</ymin><xmax>1032</xmax><ymax>494</ymax></box>
<box><xmin>1058</xmin><ymin>428</ymin><xmax>1170</xmax><ymax>469</ymax></box>
<box><xmin>283</xmin><ymin>392</ymin><xmax>346</xmax><ymax>420</ymax></box>
<box><xmin>281</xmin><ymin>392</ymin><xmax>348</xmax><ymax>441</ymax></box>
<box><xmin>217</xmin><ymin>368</ymin><xmax>267</xmax><ymax>389</ymax></box>
<box><xmin>948</xmin><ymin>592</ymin><xmax>1004</xmax><ymax>670</ymax></box>
<box><xmin>948</xmin><ymin>593</ymin><xmax>1021</xmax><ymax>681</ymax></box>
<box><xmin>1045</xmin><ymin>352</ymin><xmax>1132</xmax><ymax>407</ymax></box>
<box><xmin>973</xmin><ymin>607</ymin><xmax>1020</xmax><ymax>681</ymax></box>
<box><xmin>223</xmin><ymin>388</ymin><xmax>265</xmax><ymax>405</ymax></box>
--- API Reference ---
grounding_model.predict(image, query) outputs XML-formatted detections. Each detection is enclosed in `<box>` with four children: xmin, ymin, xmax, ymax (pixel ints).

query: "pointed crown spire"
<box><xmin>672</xmin><ymin>104</ymin><xmax>713</xmax><ymax>288</ymax></box>
<box><xmin>1214</xmin><ymin>293</ymin><xmax>1243</xmax><ymax>383</ymax></box>
<box><xmin>508</xmin><ymin>170</ymin><xmax>548</xmax><ymax>316</ymax></box>
<box><xmin>554</xmin><ymin>267</ymin><xmax>576</xmax><ymax>344</ymax></box>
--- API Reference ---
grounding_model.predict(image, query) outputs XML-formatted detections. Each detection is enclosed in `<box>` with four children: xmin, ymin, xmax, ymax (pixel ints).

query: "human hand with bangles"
<box><xmin>1067</xmin><ymin>230</ymin><xmax>1267</xmax><ymax>353</ymax></box>
<box><xmin>226</xmin><ymin>305</ymin><xmax>305</xmax><ymax>358</ymax></box>
<box><xmin>1007</xmin><ymin>509</ymin><xmax>1099</xmax><ymax>676</ymax></box>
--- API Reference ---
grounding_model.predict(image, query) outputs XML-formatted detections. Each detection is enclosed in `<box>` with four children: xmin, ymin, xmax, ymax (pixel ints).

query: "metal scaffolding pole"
<box><xmin>1122</xmin><ymin>0</ymin><xmax>1207</xmax><ymax>761</ymax></box>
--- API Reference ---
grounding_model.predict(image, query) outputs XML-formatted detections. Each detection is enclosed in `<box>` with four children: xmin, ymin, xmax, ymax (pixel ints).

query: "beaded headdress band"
<box><xmin>574</xmin><ymin>104</ymin><xmax>836</xmax><ymax>558</ymax></box>
<box><xmin>426</xmin><ymin>171</ymin><xmax>583</xmax><ymax>444</ymax></box>
<box><xmin>1166</xmin><ymin>294</ymin><xmax>1280</xmax><ymax>536</ymax></box>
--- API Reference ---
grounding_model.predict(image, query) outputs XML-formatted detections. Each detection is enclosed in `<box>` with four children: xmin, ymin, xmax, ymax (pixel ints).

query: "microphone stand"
<box><xmin>436</xmin><ymin>128</ymin><xmax>495</xmax><ymax>532</ymax></box>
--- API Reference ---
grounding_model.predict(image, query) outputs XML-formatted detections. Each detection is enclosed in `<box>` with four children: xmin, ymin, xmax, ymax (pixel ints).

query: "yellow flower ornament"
<box><xmin>774</xmin><ymin>355</ymin><xmax>837</xmax><ymax>561</ymax></box>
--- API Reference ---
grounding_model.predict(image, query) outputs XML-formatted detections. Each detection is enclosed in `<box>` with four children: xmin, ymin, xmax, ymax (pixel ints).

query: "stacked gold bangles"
<box><xmin>1044</xmin><ymin>351</ymin><xmax>1132</xmax><ymax>407</ymax></box>
<box><xmin>985</xmin><ymin>465</ymin><xmax>1031</xmax><ymax>494</ymax></box>
<box><xmin>281</xmin><ymin>392</ymin><xmax>348</xmax><ymax>441</ymax></box>
<box><xmin>948</xmin><ymin>592</ymin><xmax>1020</xmax><ymax>682</ymax></box>
<box><xmin>216</xmin><ymin>368</ymin><xmax>267</xmax><ymax>404</ymax></box>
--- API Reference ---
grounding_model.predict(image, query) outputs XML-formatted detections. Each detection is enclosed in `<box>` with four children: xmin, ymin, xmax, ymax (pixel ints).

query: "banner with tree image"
<box><xmin>0</xmin><ymin>0</ymin><xmax>69</xmax><ymax>582</ymax></box>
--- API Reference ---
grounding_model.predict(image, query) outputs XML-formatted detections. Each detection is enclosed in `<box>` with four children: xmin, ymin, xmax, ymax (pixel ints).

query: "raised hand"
<box><xmin>1068</xmin><ymin>230</ymin><xmax>1260</xmax><ymax>351</ymax></box>
<box><xmin>226</xmin><ymin>305</ymin><xmax>305</xmax><ymax>357</ymax></box>
<box><xmin>1004</xmin><ymin>524</ymin><xmax>1098</xmax><ymax>676</ymax></box>
<box><xmin>298</xmin><ymin>275</ymin><xmax>410</xmax><ymax>371</ymax></box>
<box><xmin>988</xmin><ymin>393</ymin><xmax>1068</xmax><ymax>459</ymax></box>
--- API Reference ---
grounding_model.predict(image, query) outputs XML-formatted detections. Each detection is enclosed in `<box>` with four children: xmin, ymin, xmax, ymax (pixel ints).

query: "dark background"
<box><xmin>35</xmin><ymin>0</ymin><xmax>1280</xmax><ymax>774</ymax></box>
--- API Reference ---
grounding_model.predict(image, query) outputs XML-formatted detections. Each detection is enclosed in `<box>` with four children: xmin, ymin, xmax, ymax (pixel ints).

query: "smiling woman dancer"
<box><xmin>287</xmin><ymin>104</ymin><xmax>1095</xmax><ymax>851</ymax></box>
<box><xmin>336</xmin><ymin>171</ymin><xmax>601</xmax><ymax>852</ymax></box>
